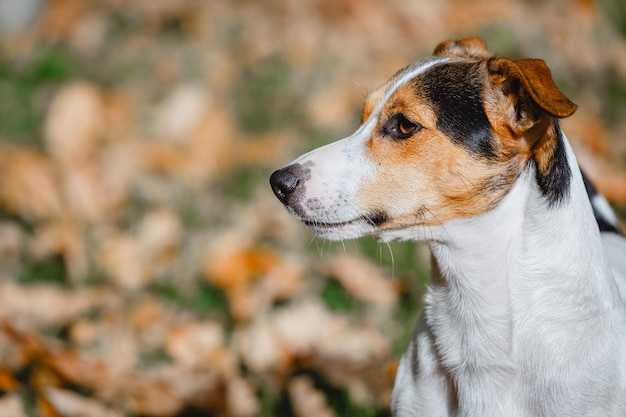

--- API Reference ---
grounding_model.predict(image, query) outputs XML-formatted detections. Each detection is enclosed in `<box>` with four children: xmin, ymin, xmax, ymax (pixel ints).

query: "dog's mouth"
<box><xmin>303</xmin><ymin>218</ymin><xmax>358</xmax><ymax>229</ymax></box>
<box><xmin>298</xmin><ymin>210</ymin><xmax>389</xmax><ymax>240</ymax></box>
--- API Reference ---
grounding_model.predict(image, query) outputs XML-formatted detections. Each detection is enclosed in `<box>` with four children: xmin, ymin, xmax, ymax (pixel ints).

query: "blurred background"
<box><xmin>0</xmin><ymin>0</ymin><xmax>624</xmax><ymax>416</ymax></box>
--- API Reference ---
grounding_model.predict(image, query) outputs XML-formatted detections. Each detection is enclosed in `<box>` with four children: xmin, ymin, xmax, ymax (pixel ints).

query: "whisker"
<box><xmin>424</xmin><ymin>207</ymin><xmax>451</xmax><ymax>241</ymax></box>
<box><xmin>455</xmin><ymin>169</ymin><xmax>476</xmax><ymax>193</ymax></box>
<box><xmin>386</xmin><ymin>241</ymin><xmax>396</xmax><ymax>279</ymax></box>
<box><xmin>315</xmin><ymin>238</ymin><xmax>323</xmax><ymax>258</ymax></box>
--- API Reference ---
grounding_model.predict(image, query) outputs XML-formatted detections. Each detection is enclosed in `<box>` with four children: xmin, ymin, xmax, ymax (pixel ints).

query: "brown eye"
<box><xmin>382</xmin><ymin>113</ymin><xmax>422</xmax><ymax>140</ymax></box>
<box><xmin>399</xmin><ymin>118</ymin><xmax>416</xmax><ymax>135</ymax></box>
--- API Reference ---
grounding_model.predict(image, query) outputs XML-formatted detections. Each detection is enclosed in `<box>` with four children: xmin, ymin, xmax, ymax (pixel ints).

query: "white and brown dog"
<box><xmin>270</xmin><ymin>38</ymin><xmax>626</xmax><ymax>417</ymax></box>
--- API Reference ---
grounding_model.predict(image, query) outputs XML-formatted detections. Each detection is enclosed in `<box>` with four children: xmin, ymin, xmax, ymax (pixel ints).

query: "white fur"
<box><xmin>391</xmin><ymin>139</ymin><xmax>626</xmax><ymax>416</ymax></box>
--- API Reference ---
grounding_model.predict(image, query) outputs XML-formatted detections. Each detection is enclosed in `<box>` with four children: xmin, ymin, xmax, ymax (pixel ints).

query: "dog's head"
<box><xmin>270</xmin><ymin>37</ymin><xmax>577</xmax><ymax>241</ymax></box>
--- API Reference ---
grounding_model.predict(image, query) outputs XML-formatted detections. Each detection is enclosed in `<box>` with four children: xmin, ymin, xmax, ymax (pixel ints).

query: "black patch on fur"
<box><xmin>533</xmin><ymin>120</ymin><xmax>571</xmax><ymax>207</ymax></box>
<box><xmin>581</xmin><ymin>170</ymin><xmax>622</xmax><ymax>234</ymax></box>
<box><xmin>415</xmin><ymin>62</ymin><xmax>495</xmax><ymax>158</ymax></box>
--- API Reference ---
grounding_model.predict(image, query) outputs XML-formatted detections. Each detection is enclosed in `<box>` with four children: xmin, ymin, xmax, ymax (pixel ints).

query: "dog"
<box><xmin>269</xmin><ymin>37</ymin><xmax>626</xmax><ymax>417</ymax></box>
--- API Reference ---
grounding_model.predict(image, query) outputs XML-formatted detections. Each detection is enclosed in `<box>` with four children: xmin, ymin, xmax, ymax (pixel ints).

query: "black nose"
<box><xmin>270</xmin><ymin>168</ymin><xmax>300</xmax><ymax>205</ymax></box>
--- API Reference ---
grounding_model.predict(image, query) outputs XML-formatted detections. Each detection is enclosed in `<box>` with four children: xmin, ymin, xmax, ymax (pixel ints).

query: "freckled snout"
<box><xmin>269</xmin><ymin>167</ymin><xmax>300</xmax><ymax>205</ymax></box>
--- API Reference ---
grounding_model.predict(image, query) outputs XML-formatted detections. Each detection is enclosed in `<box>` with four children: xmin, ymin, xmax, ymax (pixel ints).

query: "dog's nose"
<box><xmin>270</xmin><ymin>168</ymin><xmax>299</xmax><ymax>205</ymax></box>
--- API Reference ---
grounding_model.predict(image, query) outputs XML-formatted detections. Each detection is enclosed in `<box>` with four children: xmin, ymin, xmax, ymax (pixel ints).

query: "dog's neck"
<box><xmin>422</xmin><ymin>134</ymin><xmax>618</xmax><ymax>401</ymax></box>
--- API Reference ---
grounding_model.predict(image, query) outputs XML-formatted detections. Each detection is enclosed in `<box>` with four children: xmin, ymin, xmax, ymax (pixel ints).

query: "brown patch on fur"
<box><xmin>359</xmin><ymin>83</ymin><xmax>521</xmax><ymax>228</ymax></box>
<box><xmin>355</xmin><ymin>37</ymin><xmax>577</xmax><ymax>229</ymax></box>
<box><xmin>531</xmin><ymin>119</ymin><xmax>560</xmax><ymax>175</ymax></box>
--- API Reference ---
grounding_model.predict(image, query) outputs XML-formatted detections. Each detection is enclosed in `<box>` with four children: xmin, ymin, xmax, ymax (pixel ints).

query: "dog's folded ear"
<box><xmin>433</xmin><ymin>37</ymin><xmax>492</xmax><ymax>59</ymax></box>
<box><xmin>487</xmin><ymin>57</ymin><xmax>577</xmax><ymax>119</ymax></box>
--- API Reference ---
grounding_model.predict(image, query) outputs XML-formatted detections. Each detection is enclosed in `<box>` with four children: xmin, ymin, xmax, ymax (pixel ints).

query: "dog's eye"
<box><xmin>383</xmin><ymin>114</ymin><xmax>422</xmax><ymax>140</ymax></box>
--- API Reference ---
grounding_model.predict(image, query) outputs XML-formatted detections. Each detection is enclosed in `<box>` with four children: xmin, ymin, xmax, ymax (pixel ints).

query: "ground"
<box><xmin>0</xmin><ymin>1</ymin><xmax>625</xmax><ymax>416</ymax></box>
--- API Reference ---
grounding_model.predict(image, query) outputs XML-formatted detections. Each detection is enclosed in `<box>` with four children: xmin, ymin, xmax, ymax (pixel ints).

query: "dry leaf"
<box><xmin>288</xmin><ymin>375</ymin><xmax>335</xmax><ymax>417</ymax></box>
<box><xmin>165</xmin><ymin>321</ymin><xmax>227</xmax><ymax>371</ymax></box>
<box><xmin>226</xmin><ymin>377</ymin><xmax>260</xmax><ymax>417</ymax></box>
<box><xmin>97</xmin><ymin>231</ymin><xmax>151</xmax><ymax>290</ymax></box>
<box><xmin>328</xmin><ymin>254</ymin><xmax>398</xmax><ymax>309</ymax></box>
<box><xmin>179</xmin><ymin>104</ymin><xmax>238</xmax><ymax>185</ymax></box>
<box><xmin>38</xmin><ymin>394</ymin><xmax>63</xmax><ymax>417</ymax></box>
<box><xmin>0</xmin><ymin>393</ymin><xmax>27</xmax><ymax>417</ymax></box>
<box><xmin>136</xmin><ymin>208</ymin><xmax>182</xmax><ymax>271</ymax></box>
<box><xmin>44</xmin><ymin>388</ymin><xmax>124</xmax><ymax>417</ymax></box>
<box><xmin>237</xmin><ymin>300</ymin><xmax>389</xmax><ymax>376</ymax></box>
<box><xmin>0</xmin><ymin>282</ymin><xmax>111</xmax><ymax>327</ymax></box>
<box><xmin>0</xmin><ymin>146</ymin><xmax>64</xmax><ymax>221</ymax></box>
<box><xmin>205</xmin><ymin>232</ymin><xmax>282</xmax><ymax>321</ymax></box>
<box><xmin>130</xmin><ymin>298</ymin><xmax>167</xmax><ymax>330</ymax></box>
<box><xmin>233</xmin><ymin>318</ymin><xmax>286</xmax><ymax>374</ymax></box>
<box><xmin>153</xmin><ymin>85</ymin><xmax>208</xmax><ymax>144</ymax></box>
<box><xmin>124</xmin><ymin>366</ymin><xmax>218</xmax><ymax>417</ymax></box>
<box><xmin>60</xmin><ymin>160</ymin><xmax>111</xmax><ymax>223</ymax></box>
<box><xmin>124</xmin><ymin>375</ymin><xmax>184</xmax><ymax>417</ymax></box>
<box><xmin>44</xmin><ymin>82</ymin><xmax>104</xmax><ymax>163</ymax></box>
<box><xmin>69</xmin><ymin>319</ymin><xmax>99</xmax><ymax>346</ymax></box>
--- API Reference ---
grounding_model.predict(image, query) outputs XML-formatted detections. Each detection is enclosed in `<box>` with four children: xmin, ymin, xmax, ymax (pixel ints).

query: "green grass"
<box><xmin>150</xmin><ymin>281</ymin><xmax>231</xmax><ymax>323</ymax></box>
<box><xmin>321</xmin><ymin>278</ymin><xmax>357</xmax><ymax>312</ymax></box>
<box><xmin>0</xmin><ymin>45</ymin><xmax>76</xmax><ymax>144</ymax></box>
<box><xmin>18</xmin><ymin>255</ymin><xmax>68</xmax><ymax>285</ymax></box>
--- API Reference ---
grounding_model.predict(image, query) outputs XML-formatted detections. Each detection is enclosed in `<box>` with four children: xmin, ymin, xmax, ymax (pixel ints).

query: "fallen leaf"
<box><xmin>327</xmin><ymin>254</ymin><xmax>399</xmax><ymax>309</ymax></box>
<box><xmin>44</xmin><ymin>82</ymin><xmax>104</xmax><ymax>164</ymax></box>
<box><xmin>288</xmin><ymin>375</ymin><xmax>335</xmax><ymax>417</ymax></box>
<box><xmin>44</xmin><ymin>387</ymin><xmax>124</xmax><ymax>417</ymax></box>
<box><xmin>152</xmin><ymin>84</ymin><xmax>208</xmax><ymax>144</ymax></box>
<box><xmin>165</xmin><ymin>321</ymin><xmax>227</xmax><ymax>371</ymax></box>
<box><xmin>136</xmin><ymin>208</ymin><xmax>182</xmax><ymax>273</ymax></box>
<box><xmin>0</xmin><ymin>393</ymin><xmax>27</xmax><ymax>417</ymax></box>
<box><xmin>38</xmin><ymin>394</ymin><xmax>63</xmax><ymax>417</ymax></box>
<box><xmin>236</xmin><ymin>299</ymin><xmax>389</xmax><ymax>377</ymax></box>
<box><xmin>97</xmin><ymin>231</ymin><xmax>151</xmax><ymax>290</ymax></box>
<box><xmin>0</xmin><ymin>283</ymin><xmax>112</xmax><ymax>327</ymax></box>
<box><xmin>0</xmin><ymin>146</ymin><xmax>64</xmax><ymax>221</ymax></box>
<box><xmin>204</xmin><ymin>232</ymin><xmax>281</xmax><ymax>321</ymax></box>
<box><xmin>60</xmin><ymin>160</ymin><xmax>111</xmax><ymax>223</ymax></box>
<box><xmin>225</xmin><ymin>377</ymin><xmax>260</xmax><ymax>417</ymax></box>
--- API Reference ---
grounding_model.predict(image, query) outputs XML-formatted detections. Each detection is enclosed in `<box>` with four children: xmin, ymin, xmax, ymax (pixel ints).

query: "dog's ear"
<box><xmin>433</xmin><ymin>37</ymin><xmax>491</xmax><ymax>59</ymax></box>
<box><xmin>486</xmin><ymin>57</ymin><xmax>576</xmax><ymax>203</ymax></box>
<box><xmin>487</xmin><ymin>57</ymin><xmax>577</xmax><ymax>121</ymax></box>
